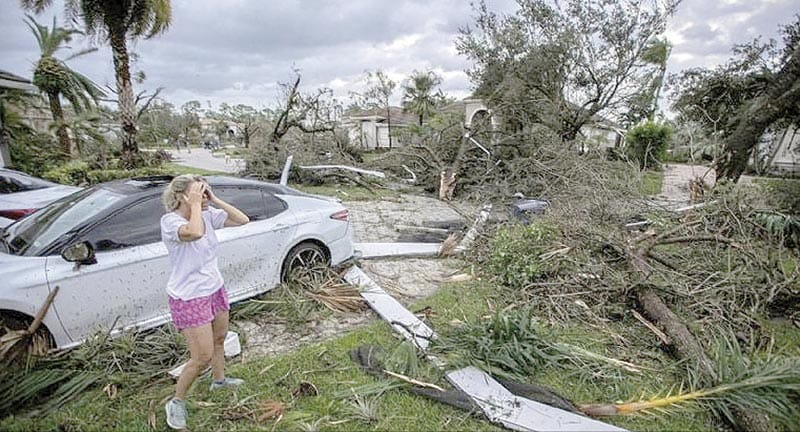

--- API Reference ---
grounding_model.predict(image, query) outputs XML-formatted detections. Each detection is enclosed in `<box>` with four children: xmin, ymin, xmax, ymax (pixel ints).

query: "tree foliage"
<box><xmin>457</xmin><ymin>0</ymin><xmax>678</xmax><ymax>142</ymax></box>
<box><xmin>626</xmin><ymin>38</ymin><xmax>671</xmax><ymax>124</ymax></box>
<box><xmin>401</xmin><ymin>70</ymin><xmax>445</xmax><ymax>126</ymax></box>
<box><xmin>219</xmin><ymin>103</ymin><xmax>267</xmax><ymax>148</ymax></box>
<box><xmin>26</xmin><ymin>15</ymin><xmax>103</xmax><ymax>158</ymax></box>
<box><xmin>135</xmin><ymin>99</ymin><xmax>203</xmax><ymax>147</ymax></box>
<box><xmin>671</xmin><ymin>16</ymin><xmax>800</xmax><ymax>181</ymax></box>
<box><xmin>625</xmin><ymin>121</ymin><xmax>672</xmax><ymax>169</ymax></box>
<box><xmin>247</xmin><ymin>73</ymin><xmax>345</xmax><ymax>179</ymax></box>
<box><xmin>22</xmin><ymin>0</ymin><xmax>173</xmax><ymax>164</ymax></box>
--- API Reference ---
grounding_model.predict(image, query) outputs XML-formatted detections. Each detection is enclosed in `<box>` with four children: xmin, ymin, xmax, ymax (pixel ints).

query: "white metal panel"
<box><xmin>447</xmin><ymin>367</ymin><xmax>627</xmax><ymax>432</ymax></box>
<box><xmin>354</xmin><ymin>242</ymin><xmax>441</xmax><ymax>259</ymax></box>
<box><xmin>343</xmin><ymin>266</ymin><xmax>435</xmax><ymax>350</ymax></box>
<box><xmin>47</xmin><ymin>243</ymin><xmax>171</xmax><ymax>344</ymax></box>
<box><xmin>344</xmin><ymin>265</ymin><xmax>624</xmax><ymax>432</ymax></box>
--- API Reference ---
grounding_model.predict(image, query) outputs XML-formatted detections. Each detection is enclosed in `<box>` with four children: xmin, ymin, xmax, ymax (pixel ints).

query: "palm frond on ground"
<box><xmin>579</xmin><ymin>333</ymin><xmax>800</xmax><ymax>430</ymax></box>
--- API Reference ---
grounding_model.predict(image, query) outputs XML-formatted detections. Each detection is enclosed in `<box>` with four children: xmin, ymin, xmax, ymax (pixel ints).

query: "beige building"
<box><xmin>344</xmin><ymin>106</ymin><xmax>416</xmax><ymax>149</ymax></box>
<box><xmin>0</xmin><ymin>70</ymin><xmax>37</xmax><ymax>167</ymax></box>
<box><xmin>755</xmin><ymin>125</ymin><xmax>800</xmax><ymax>174</ymax></box>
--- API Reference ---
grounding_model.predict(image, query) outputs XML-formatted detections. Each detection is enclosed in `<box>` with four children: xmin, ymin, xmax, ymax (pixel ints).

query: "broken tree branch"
<box><xmin>280</xmin><ymin>155</ymin><xmax>293</xmax><ymax>186</ymax></box>
<box><xmin>626</xmin><ymin>229</ymin><xmax>776</xmax><ymax>432</ymax></box>
<box><xmin>28</xmin><ymin>286</ymin><xmax>60</xmax><ymax>336</ymax></box>
<box><xmin>298</xmin><ymin>165</ymin><xmax>385</xmax><ymax>178</ymax></box>
<box><xmin>383</xmin><ymin>369</ymin><xmax>446</xmax><ymax>392</ymax></box>
<box><xmin>630</xmin><ymin>309</ymin><xmax>671</xmax><ymax>346</ymax></box>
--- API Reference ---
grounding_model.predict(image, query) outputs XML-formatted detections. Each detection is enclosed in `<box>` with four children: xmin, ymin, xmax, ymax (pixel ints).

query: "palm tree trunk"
<box><xmin>47</xmin><ymin>92</ymin><xmax>74</xmax><ymax>158</ymax></box>
<box><xmin>108</xmin><ymin>28</ymin><xmax>139</xmax><ymax>161</ymax></box>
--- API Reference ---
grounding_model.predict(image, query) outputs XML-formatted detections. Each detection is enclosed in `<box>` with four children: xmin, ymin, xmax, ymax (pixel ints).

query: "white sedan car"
<box><xmin>0</xmin><ymin>175</ymin><xmax>353</xmax><ymax>350</ymax></box>
<box><xmin>0</xmin><ymin>168</ymin><xmax>81</xmax><ymax>227</ymax></box>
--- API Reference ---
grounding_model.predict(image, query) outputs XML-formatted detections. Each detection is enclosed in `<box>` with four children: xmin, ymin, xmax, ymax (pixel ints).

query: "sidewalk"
<box><xmin>657</xmin><ymin>164</ymin><xmax>715</xmax><ymax>203</ymax></box>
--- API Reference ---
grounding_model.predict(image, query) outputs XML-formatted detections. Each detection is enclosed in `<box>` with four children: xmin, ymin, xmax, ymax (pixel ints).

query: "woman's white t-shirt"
<box><xmin>160</xmin><ymin>207</ymin><xmax>228</xmax><ymax>300</ymax></box>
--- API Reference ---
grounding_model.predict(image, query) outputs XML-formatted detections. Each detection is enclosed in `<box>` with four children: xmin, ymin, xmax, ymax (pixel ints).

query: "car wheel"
<box><xmin>0</xmin><ymin>312</ymin><xmax>54</xmax><ymax>363</ymax></box>
<box><xmin>281</xmin><ymin>242</ymin><xmax>329</xmax><ymax>283</ymax></box>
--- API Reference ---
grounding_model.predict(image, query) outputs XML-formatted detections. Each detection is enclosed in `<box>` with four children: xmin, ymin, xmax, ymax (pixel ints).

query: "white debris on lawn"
<box><xmin>343</xmin><ymin>266</ymin><xmax>435</xmax><ymax>351</ymax></box>
<box><xmin>344</xmin><ymin>264</ymin><xmax>627</xmax><ymax>432</ymax></box>
<box><xmin>355</xmin><ymin>242</ymin><xmax>442</xmax><ymax>258</ymax></box>
<box><xmin>447</xmin><ymin>367</ymin><xmax>626</xmax><ymax>432</ymax></box>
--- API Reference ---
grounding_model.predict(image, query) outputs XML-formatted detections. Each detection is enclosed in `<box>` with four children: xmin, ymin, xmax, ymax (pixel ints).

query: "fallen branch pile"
<box><xmin>455</xmin><ymin>160</ymin><xmax>800</xmax><ymax>429</ymax></box>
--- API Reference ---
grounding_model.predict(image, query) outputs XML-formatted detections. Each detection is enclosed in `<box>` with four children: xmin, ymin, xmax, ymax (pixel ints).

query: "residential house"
<box><xmin>343</xmin><ymin>106</ymin><xmax>416</xmax><ymax>149</ymax></box>
<box><xmin>448</xmin><ymin>97</ymin><xmax>623</xmax><ymax>150</ymax></box>
<box><xmin>0</xmin><ymin>70</ymin><xmax>37</xmax><ymax>167</ymax></box>
<box><xmin>199</xmin><ymin>117</ymin><xmax>240</xmax><ymax>139</ymax></box>
<box><xmin>343</xmin><ymin>97</ymin><xmax>623</xmax><ymax>151</ymax></box>
<box><xmin>755</xmin><ymin>125</ymin><xmax>799</xmax><ymax>174</ymax></box>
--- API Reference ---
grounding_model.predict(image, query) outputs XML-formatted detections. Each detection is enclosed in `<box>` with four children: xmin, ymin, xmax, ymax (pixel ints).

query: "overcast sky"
<box><xmin>1</xmin><ymin>0</ymin><xmax>797</xmax><ymax>112</ymax></box>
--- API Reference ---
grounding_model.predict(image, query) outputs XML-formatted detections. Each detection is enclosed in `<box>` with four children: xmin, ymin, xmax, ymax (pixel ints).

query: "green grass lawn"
<box><xmin>2</xmin><ymin>274</ymin><xmax>729</xmax><ymax>431</ymax></box>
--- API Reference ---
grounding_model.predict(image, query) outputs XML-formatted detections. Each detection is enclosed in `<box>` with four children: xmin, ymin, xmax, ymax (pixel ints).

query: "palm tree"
<box><xmin>26</xmin><ymin>15</ymin><xmax>104</xmax><ymax>158</ymax></box>
<box><xmin>22</xmin><ymin>0</ymin><xmax>172</xmax><ymax>163</ymax></box>
<box><xmin>401</xmin><ymin>70</ymin><xmax>444</xmax><ymax>126</ymax></box>
<box><xmin>640</xmin><ymin>38</ymin><xmax>671</xmax><ymax>121</ymax></box>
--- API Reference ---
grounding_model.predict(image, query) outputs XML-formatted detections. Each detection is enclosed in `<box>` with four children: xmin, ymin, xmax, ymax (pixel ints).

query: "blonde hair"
<box><xmin>162</xmin><ymin>174</ymin><xmax>205</xmax><ymax>212</ymax></box>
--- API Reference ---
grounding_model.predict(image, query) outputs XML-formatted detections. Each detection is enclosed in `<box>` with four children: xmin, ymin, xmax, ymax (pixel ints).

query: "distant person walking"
<box><xmin>160</xmin><ymin>175</ymin><xmax>249</xmax><ymax>430</ymax></box>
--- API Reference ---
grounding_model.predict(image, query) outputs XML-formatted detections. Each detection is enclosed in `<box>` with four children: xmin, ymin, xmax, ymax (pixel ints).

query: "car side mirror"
<box><xmin>61</xmin><ymin>241</ymin><xmax>97</xmax><ymax>265</ymax></box>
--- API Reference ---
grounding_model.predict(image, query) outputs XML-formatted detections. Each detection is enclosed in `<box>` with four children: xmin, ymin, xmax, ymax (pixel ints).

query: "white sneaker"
<box><xmin>209</xmin><ymin>376</ymin><xmax>244</xmax><ymax>391</ymax></box>
<box><xmin>165</xmin><ymin>398</ymin><xmax>187</xmax><ymax>430</ymax></box>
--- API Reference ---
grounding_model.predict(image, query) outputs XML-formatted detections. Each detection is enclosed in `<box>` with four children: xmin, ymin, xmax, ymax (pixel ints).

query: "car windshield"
<box><xmin>4</xmin><ymin>187</ymin><xmax>124</xmax><ymax>256</ymax></box>
<box><xmin>0</xmin><ymin>171</ymin><xmax>54</xmax><ymax>193</ymax></box>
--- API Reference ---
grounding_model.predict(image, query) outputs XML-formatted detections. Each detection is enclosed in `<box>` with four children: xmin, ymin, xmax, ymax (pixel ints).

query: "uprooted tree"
<box><xmin>671</xmin><ymin>15</ymin><xmax>800</xmax><ymax>182</ymax></box>
<box><xmin>246</xmin><ymin>72</ymin><xmax>355</xmax><ymax>180</ymax></box>
<box><xmin>457</xmin><ymin>0</ymin><xmax>678</xmax><ymax>143</ymax></box>
<box><xmin>384</xmin><ymin>0</ymin><xmax>681</xmax><ymax>200</ymax></box>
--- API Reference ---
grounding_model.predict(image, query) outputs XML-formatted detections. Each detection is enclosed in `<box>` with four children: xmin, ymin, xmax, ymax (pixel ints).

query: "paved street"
<box><xmin>167</xmin><ymin>147</ymin><xmax>244</xmax><ymax>174</ymax></box>
<box><xmin>656</xmin><ymin>163</ymin><xmax>715</xmax><ymax>206</ymax></box>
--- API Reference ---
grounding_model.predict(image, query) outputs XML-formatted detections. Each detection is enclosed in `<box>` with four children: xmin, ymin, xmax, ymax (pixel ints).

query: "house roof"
<box><xmin>0</xmin><ymin>69</ymin><xmax>36</xmax><ymax>92</ymax></box>
<box><xmin>345</xmin><ymin>106</ymin><xmax>417</xmax><ymax>125</ymax></box>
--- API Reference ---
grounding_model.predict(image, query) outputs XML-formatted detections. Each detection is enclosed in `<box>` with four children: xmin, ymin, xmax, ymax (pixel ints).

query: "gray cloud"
<box><xmin>1</xmin><ymin>0</ymin><xmax>795</xmax><ymax>109</ymax></box>
<box><xmin>667</xmin><ymin>0</ymin><xmax>797</xmax><ymax>71</ymax></box>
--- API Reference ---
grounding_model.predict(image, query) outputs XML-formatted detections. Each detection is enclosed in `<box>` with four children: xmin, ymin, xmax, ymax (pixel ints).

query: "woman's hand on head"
<box><xmin>182</xmin><ymin>182</ymin><xmax>206</xmax><ymax>206</ymax></box>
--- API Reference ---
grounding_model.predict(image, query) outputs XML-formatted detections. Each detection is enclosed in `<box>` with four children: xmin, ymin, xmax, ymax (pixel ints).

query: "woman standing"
<box><xmin>160</xmin><ymin>175</ymin><xmax>249</xmax><ymax>430</ymax></box>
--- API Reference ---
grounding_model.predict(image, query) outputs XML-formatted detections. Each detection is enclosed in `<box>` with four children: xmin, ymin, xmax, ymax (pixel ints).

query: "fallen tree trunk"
<box><xmin>636</xmin><ymin>287</ymin><xmax>716</xmax><ymax>378</ymax></box>
<box><xmin>298</xmin><ymin>164</ymin><xmax>385</xmax><ymax>178</ymax></box>
<box><xmin>626</xmin><ymin>233</ymin><xmax>775</xmax><ymax>432</ymax></box>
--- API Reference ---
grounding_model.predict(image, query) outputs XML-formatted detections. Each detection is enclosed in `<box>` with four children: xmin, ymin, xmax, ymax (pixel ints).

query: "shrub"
<box><xmin>41</xmin><ymin>160</ymin><xmax>92</xmax><ymax>185</ymax></box>
<box><xmin>8</xmin><ymin>132</ymin><xmax>67</xmax><ymax>177</ymax></box>
<box><xmin>625</xmin><ymin>121</ymin><xmax>672</xmax><ymax>169</ymax></box>
<box><xmin>754</xmin><ymin>178</ymin><xmax>800</xmax><ymax>248</ymax></box>
<box><xmin>43</xmin><ymin>161</ymin><xmax>169</xmax><ymax>186</ymax></box>
<box><xmin>486</xmin><ymin>221</ymin><xmax>560</xmax><ymax>289</ymax></box>
<box><xmin>761</xmin><ymin>178</ymin><xmax>800</xmax><ymax>214</ymax></box>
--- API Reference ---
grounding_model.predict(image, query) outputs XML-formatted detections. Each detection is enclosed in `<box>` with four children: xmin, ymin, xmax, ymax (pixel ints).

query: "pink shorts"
<box><xmin>168</xmin><ymin>286</ymin><xmax>229</xmax><ymax>330</ymax></box>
